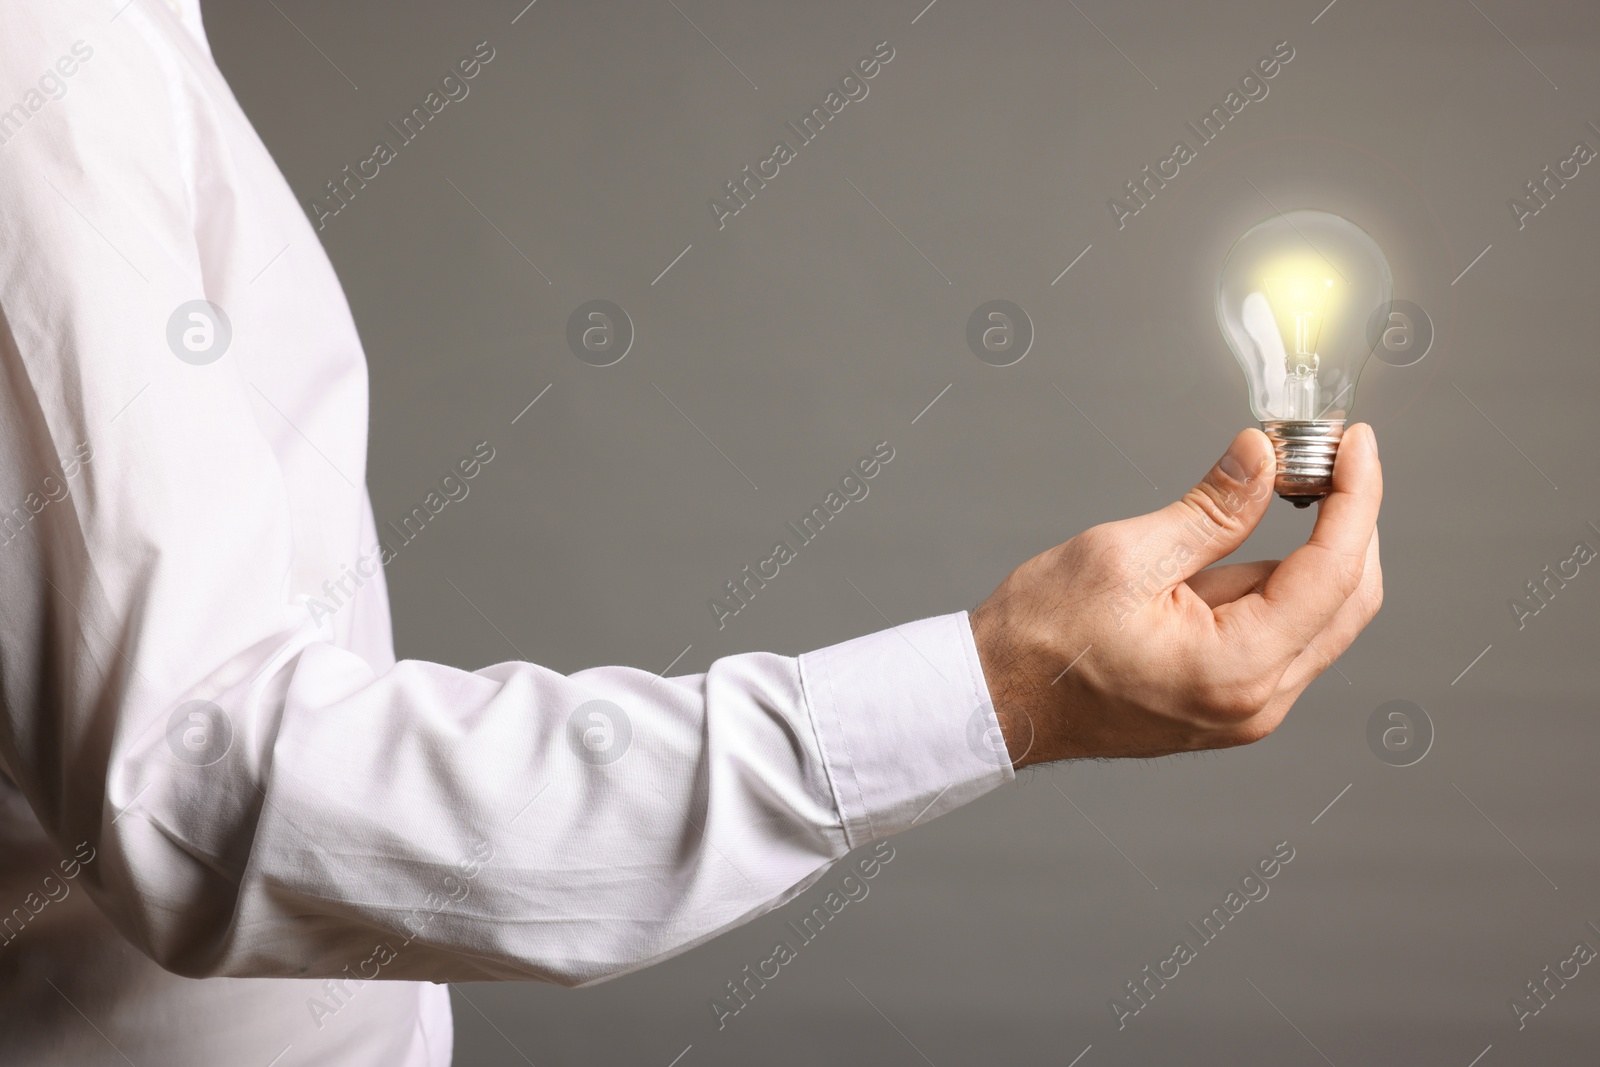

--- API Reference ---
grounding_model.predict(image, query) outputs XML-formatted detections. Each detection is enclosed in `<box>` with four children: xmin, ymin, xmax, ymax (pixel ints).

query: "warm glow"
<box><xmin>1258</xmin><ymin>254</ymin><xmax>1343</xmax><ymax>364</ymax></box>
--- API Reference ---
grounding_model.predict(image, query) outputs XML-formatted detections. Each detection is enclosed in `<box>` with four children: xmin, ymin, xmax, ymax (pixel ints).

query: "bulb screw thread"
<box><xmin>1260</xmin><ymin>420</ymin><xmax>1345</xmax><ymax>508</ymax></box>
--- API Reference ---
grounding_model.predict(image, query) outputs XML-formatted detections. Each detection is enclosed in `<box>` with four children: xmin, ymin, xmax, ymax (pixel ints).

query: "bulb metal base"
<box><xmin>1260</xmin><ymin>420</ymin><xmax>1345</xmax><ymax>508</ymax></box>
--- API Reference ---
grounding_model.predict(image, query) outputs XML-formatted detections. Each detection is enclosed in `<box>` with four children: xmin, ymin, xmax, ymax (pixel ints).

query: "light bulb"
<box><xmin>1216</xmin><ymin>210</ymin><xmax>1392</xmax><ymax>507</ymax></box>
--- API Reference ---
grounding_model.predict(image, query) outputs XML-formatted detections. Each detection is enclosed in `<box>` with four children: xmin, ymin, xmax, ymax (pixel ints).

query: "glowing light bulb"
<box><xmin>1216</xmin><ymin>210</ymin><xmax>1392</xmax><ymax>506</ymax></box>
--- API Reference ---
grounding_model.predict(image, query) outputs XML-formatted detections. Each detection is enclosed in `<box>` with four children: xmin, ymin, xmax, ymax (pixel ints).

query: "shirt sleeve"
<box><xmin>0</xmin><ymin>2</ymin><xmax>1011</xmax><ymax>987</ymax></box>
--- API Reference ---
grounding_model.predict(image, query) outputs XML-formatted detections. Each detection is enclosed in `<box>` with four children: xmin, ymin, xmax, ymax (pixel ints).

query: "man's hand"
<box><xmin>970</xmin><ymin>424</ymin><xmax>1383</xmax><ymax>768</ymax></box>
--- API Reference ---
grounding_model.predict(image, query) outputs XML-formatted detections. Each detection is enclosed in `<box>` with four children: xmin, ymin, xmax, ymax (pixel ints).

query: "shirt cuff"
<box><xmin>797</xmin><ymin>610</ymin><xmax>1013</xmax><ymax>849</ymax></box>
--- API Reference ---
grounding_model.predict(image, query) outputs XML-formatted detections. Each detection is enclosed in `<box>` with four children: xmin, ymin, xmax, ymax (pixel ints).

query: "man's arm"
<box><xmin>0</xmin><ymin>1</ymin><xmax>1380</xmax><ymax>993</ymax></box>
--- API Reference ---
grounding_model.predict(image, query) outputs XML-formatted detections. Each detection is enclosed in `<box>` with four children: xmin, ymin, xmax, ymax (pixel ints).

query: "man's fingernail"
<box><xmin>1218</xmin><ymin>436</ymin><xmax>1255</xmax><ymax>484</ymax></box>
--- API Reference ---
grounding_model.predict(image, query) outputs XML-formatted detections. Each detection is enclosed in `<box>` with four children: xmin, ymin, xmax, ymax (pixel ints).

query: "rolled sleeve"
<box><xmin>798</xmin><ymin>610</ymin><xmax>1012</xmax><ymax>848</ymax></box>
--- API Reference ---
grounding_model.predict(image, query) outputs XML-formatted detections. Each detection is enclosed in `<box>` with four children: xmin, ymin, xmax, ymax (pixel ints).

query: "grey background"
<box><xmin>207</xmin><ymin>0</ymin><xmax>1600</xmax><ymax>1063</ymax></box>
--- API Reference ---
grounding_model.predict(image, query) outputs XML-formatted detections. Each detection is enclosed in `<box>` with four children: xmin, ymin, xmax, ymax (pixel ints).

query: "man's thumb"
<box><xmin>1114</xmin><ymin>429</ymin><xmax>1276</xmax><ymax>585</ymax></box>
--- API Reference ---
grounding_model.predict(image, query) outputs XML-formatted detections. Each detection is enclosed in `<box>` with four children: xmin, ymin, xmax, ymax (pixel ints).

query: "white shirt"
<box><xmin>0</xmin><ymin>2</ymin><xmax>1010</xmax><ymax>1064</ymax></box>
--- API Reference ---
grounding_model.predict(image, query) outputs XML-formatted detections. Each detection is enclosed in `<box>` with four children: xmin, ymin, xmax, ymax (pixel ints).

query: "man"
<box><xmin>0</xmin><ymin>2</ymin><xmax>1382</xmax><ymax>1064</ymax></box>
